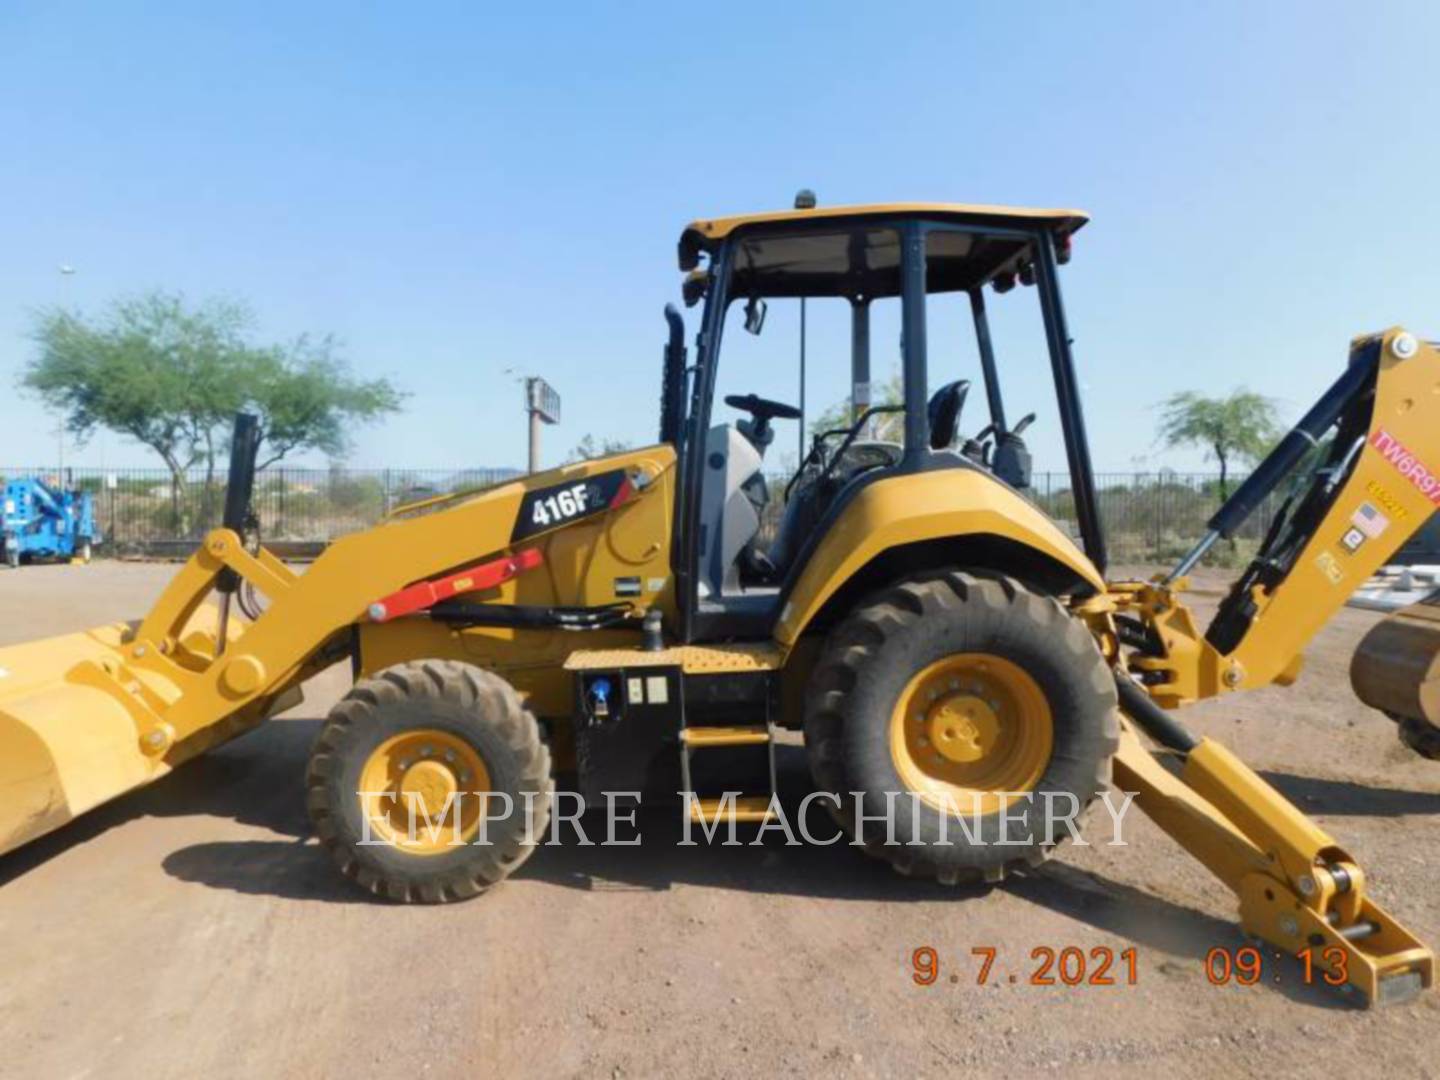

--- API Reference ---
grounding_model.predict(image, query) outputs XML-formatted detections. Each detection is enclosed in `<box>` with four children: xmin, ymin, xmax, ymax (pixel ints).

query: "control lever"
<box><xmin>993</xmin><ymin>413</ymin><xmax>1037</xmax><ymax>490</ymax></box>
<box><xmin>962</xmin><ymin>423</ymin><xmax>996</xmax><ymax>465</ymax></box>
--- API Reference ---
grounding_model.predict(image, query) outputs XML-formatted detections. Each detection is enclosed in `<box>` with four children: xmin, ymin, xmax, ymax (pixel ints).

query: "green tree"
<box><xmin>565</xmin><ymin>434</ymin><xmax>632</xmax><ymax>463</ymax></box>
<box><xmin>25</xmin><ymin>291</ymin><xmax>404</xmax><ymax>527</ymax></box>
<box><xmin>1157</xmin><ymin>388</ymin><xmax>1281</xmax><ymax>500</ymax></box>
<box><xmin>25</xmin><ymin>294</ymin><xmax>251</xmax><ymax>524</ymax></box>
<box><xmin>242</xmin><ymin>335</ymin><xmax>406</xmax><ymax>470</ymax></box>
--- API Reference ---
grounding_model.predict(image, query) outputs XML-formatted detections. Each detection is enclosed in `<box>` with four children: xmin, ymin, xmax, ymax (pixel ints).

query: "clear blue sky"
<box><xmin>3</xmin><ymin>2</ymin><xmax>1437</xmax><ymax>473</ymax></box>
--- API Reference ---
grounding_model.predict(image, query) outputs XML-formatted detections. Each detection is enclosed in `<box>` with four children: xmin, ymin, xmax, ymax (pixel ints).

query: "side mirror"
<box><xmin>744</xmin><ymin>296</ymin><xmax>767</xmax><ymax>335</ymax></box>
<box><xmin>682</xmin><ymin>270</ymin><xmax>710</xmax><ymax>308</ymax></box>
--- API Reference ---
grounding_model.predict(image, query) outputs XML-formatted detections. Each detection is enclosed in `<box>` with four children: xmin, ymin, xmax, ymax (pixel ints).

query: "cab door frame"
<box><xmin>670</xmin><ymin>216</ymin><xmax>1109</xmax><ymax>644</ymax></box>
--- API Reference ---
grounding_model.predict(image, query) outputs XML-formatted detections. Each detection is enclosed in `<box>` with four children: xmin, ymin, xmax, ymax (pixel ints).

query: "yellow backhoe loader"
<box><xmin>1</xmin><ymin>202</ymin><xmax>1435</xmax><ymax>1006</ymax></box>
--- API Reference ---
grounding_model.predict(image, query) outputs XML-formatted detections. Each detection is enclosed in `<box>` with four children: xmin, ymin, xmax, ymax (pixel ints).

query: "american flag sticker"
<box><xmin>1351</xmin><ymin>501</ymin><xmax>1390</xmax><ymax>540</ymax></box>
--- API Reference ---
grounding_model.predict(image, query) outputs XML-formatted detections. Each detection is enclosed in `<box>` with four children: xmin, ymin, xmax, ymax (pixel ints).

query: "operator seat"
<box><xmin>760</xmin><ymin>381</ymin><xmax>972</xmax><ymax>582</ymax></box>
<box><xmin>927</xmin><ymin>380</ymin><xmax>969</xmax><ymax>450</ymax></box>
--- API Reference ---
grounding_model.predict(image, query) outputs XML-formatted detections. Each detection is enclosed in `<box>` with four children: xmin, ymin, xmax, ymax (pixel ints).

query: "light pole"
<box><xmin>502</xmin><ymin>369</ymin><xmax>561</xmax><ymax>473</ymax></box>
<box><xmin>523</xmin><ymin>376</ymin><xmax>561</xmax><ymax>473</ymax></box>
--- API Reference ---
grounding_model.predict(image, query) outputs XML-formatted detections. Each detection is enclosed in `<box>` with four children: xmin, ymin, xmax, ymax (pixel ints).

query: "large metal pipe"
<box><xmin>661</xmin><ymin>304</ymin><xmax>686</xmax><ymax>447</ymax></box>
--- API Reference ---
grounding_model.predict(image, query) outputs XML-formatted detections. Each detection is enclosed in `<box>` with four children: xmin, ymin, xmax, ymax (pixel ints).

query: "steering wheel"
<box><xmin>724</xmin><ymin>393</ymin><xmax>802</xmax><ymax>422</ymax></box>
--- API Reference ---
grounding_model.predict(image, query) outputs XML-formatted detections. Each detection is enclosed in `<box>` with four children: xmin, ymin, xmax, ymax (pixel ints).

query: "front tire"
<box><xmin>307</xmin><ymin>659</ymin><xmax>553</xmax><ymax>902</ymax></box>
<box><xmin>804</xmin><ymin>571</ymin><xmax>1118</xmax><ymax>883</ymax></box>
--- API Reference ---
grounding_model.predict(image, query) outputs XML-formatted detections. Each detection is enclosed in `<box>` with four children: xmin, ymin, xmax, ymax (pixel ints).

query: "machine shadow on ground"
<box><xmin>1259</xmin><ymin>770</ymin><xmax>1440</xmax><ymax>817</ymax></box>
<box><xmin>0</xmin><ymin>720</ymin><xmax>1427</xmax><ymax>1008</ymax></box>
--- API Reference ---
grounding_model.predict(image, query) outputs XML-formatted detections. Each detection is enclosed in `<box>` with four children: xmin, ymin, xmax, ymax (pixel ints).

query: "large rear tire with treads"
<box><xmin>804</xmin><ymin>571</ymin><xmax>1118</xmax><ymax>883</ymax></box>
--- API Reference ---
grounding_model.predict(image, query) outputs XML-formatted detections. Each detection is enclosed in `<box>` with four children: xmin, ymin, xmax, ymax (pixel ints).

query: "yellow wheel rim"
<box><xmin>889</xmin><ymin>653</ymin><xmax>1053</xmax><ymax>815</ymax></box>
<box><xmin>358</xmin><ymin>728</ymin><xmax>492</xmax><ymax>855</ymax></box>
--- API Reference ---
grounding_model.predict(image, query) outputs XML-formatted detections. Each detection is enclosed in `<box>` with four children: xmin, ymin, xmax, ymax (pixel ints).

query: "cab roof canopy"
<box><xmin>678</xmin><ymin>202</ymin><xmax>1088</xmax><ymax>300</ymax></box>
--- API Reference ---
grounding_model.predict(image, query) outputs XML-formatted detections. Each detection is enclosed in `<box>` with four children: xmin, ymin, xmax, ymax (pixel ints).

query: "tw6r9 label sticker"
<box><xmin>1371</xmin><ymin>428</ymin><xmax>1440</xmax><ymax>506</ymax></box>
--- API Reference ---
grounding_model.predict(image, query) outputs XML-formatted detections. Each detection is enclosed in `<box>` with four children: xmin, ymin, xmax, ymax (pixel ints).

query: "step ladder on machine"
<box><xmin>679</xmin><ymin>693</ymin><xmax>779</xmax><ymax>828</ymax></box>
<box><xmin>563</xmin><ymin>642</ymin><xmax>783</xmax><ymax>826</ymax></box>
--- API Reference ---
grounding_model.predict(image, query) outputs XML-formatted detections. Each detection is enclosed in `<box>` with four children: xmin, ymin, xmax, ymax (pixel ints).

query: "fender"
<box><xmin>774</xmin><ymin>468</ymin><xmax>1104</xmax><ymax>646</ymax></box>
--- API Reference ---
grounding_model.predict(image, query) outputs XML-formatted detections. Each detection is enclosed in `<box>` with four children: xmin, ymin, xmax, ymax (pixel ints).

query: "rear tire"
<box><xmin>804</xmin><ymin>571</ymin><xmax>1118</xmax><ymax>883</ymax></box>
<box><xmin>307</xmin><ymin>659</ymin><xmax>553</xmax><ymax>902</ymax></box>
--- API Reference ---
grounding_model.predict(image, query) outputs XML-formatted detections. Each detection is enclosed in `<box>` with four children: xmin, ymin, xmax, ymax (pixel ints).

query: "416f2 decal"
<box><xmin>511</xmin><ymin>469</ymin><xmax>634</xmax><ymax>541</ymax></box>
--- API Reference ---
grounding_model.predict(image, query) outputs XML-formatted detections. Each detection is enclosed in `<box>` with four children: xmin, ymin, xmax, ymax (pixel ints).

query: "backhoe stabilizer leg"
<box><xmin>1112</xmin><ymin>721</ymin><xmax>1434</xmax><ymax>1005</ymax></box>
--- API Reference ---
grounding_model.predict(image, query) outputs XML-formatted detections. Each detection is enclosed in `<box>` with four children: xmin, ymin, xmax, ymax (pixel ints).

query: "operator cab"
<box><xmin>659</xmin><ymin>201</ymin><xmax>1104</xmax><ymax>642</ymax></box>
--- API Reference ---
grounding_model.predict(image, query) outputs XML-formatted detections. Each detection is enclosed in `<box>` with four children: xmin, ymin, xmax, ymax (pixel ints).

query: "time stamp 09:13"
<box><xmin>909</xmin><ymin>944</ymin><xmax>1353</xmax><ymax>988</ymax></box>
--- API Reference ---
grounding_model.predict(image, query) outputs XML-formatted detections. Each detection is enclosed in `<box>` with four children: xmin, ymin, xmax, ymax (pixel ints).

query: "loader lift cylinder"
<box><xmin>216</xmin><ymin>413</ymin><xmax>261</xmax><ymax>653</ymax></box>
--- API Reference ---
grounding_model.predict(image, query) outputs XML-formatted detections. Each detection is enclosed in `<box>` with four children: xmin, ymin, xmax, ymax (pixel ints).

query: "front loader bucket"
<box><xmin>1351</xmin><ymin>589</ymin><xmax>1440</xmax><ymax>726</ymax></box>
<box><xmin>0</xmin><ymin>609</ymin><xmax>256</xmax><ymax>858</ymax></box>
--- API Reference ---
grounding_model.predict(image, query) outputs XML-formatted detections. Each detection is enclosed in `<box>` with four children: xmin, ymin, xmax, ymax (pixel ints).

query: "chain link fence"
<box><xmin>5</xmin><ymin>463</ymin><xmax>1434</xmax><ymax>565</ymax></box>
<box><xmin>0</xmin><ymin>465</ymin><xmax>523</xmax><ymax>551</ymax></box>
<box><xmin>755</xmin><ymin>470</ymin><xmax>1288</xmax><ymax>569</ymax></box>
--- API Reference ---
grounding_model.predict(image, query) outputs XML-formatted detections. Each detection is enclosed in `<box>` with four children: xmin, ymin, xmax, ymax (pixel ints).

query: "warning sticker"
<box><xmin>1365</xmin><ymin>480</ymin><xmax>1410</xmax><ymax>522</ymax></box>
<box><xmin>1371</xmin><ymin>428</ymin><xmax>1440</xmax><ymax>506</ymax></box>
<box><xmin>1315</xmin><ymin>551</ymin><xmax>1345</xmax><ymax>585</ymax></box>
<box><xmin>1350</xmin><ymin>501</ymin><xmax>1390</xmax><ymax>540</ymax></box>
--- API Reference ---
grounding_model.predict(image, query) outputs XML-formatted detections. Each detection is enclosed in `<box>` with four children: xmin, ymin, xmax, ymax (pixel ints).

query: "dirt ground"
<box><xmin>1</xmin><ymin>561</ymin><xmax>1437</xmax><ymax>1080</ymax></box>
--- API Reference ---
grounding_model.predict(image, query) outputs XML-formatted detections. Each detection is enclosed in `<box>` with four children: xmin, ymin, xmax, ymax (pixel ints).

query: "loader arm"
<box><xmin>0</xmin><ymin>441</ymin><xmax>675</xmax><ymax>857</ymax></box>
<box><xmin>101</xmin><ymin>450</ymin><xmax>674</xmax><ymax>751</ymax></box>
<box><xmin>1115</xmin><ymin>328</ymin><xmax>1440</xmax><ymax>707</ymax></box>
